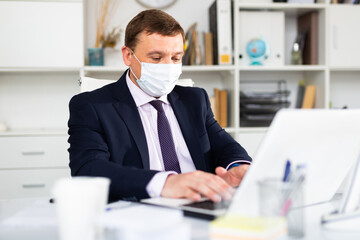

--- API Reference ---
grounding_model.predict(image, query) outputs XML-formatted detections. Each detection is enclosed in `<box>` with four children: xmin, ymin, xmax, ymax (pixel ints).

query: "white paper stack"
<box><xmin>99</xmin><ymin>204</ymin><xmax>191</xmax><ymax>240</ymax></box>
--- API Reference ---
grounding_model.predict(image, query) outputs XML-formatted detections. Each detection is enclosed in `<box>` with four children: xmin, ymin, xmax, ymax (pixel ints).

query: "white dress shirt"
<box><xmin>126</xmin><ymin>73</ymin><xmax>251</xmax><ymax>197</ymax></box>
<box><xmin>126</xmin><ymin>73</ymin><xmax>196</xmax><ymax>197</ymax></box>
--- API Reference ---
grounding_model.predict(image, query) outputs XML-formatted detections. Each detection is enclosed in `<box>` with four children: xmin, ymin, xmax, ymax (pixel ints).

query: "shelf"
<box><xmin>182</xmin><ymin>65</ymin><xmax>236</xmax><ymax>72</ymax></box>
<box><xmin>83</xmin><ymin>66</ymin><xmax>128</xmax><ymax>73</ymax></box>
<box><xmin>238</xmin><ymin>2</ymin><xmax>327</xmax><ymax>16</ymax></box>
<box><xmin>0</xmin><ymin>67</ymin><xmax>81</xmax><ymax>73</ymax></box>
<box><xmin>0</xmin><ymin>129</ymin><xmax>67</xmax><ymax>137</ymax></box>
<box><xmin>83</xmin><ymin>65</ymin><xmax>236</xmax><ymax>73</ymax></box>
<box><xmin>330</xmin><ymin>67</ymin><xmax>360</xmax><ymax>72</ymax></box>
<box><xmin>238</xmin><ymin>2</ymin><xmax>327</xmax><ymax>9</ymax></box>
<box><xmin>239</xmin><ymin>65</ymin><xmax>326</xmax><ymax>72</ymax></box>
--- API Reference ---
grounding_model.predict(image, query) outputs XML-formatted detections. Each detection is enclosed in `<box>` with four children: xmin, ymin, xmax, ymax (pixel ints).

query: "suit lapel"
<box><xmin>111</xmin><ymin>71</ymin><xmax>150</xmax><ymax>169</ymax></box>
<box><xmin>168</xmin><ymin>91</ymin><xmax>207</xmax><ymax>171</ymax></box>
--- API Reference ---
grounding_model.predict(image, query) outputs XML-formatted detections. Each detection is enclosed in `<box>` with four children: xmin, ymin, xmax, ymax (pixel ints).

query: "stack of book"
<box><xmin>210</xmin><ymin>88</ymin><xmax>228</xmax><ymax>128</ymax></box>
<box><xmin>183</xmin><ymin>0</ymin><xmax>233</xmax><ymax>66</ymax></box>
<box><xmin>240</xmin><ymin>80</ymin><xmax>290</xmax><ymax>127</ymax></box>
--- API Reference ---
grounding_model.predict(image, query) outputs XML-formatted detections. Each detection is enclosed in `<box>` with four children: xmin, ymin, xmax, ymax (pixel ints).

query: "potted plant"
<box><xmin>88</xmin><ymin>0</ymin><xmax>119</xmax><ymax>66</ymax></box>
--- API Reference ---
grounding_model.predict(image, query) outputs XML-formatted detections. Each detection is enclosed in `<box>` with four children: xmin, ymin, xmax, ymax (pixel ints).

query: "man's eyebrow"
<box><xmin>146</xmin><ymin>51</ymin><xmax>162</xmax><ymax>56</ymax></box>
<box><xmin>146</xmin><ymin>51</ymin><xmax>184</xmax><ymax>56</ymax></box>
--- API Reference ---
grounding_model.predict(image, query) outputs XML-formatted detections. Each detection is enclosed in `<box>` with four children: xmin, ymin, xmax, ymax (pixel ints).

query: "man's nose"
<box><xmin>161</xmin><ymin>57</ymin><xmax>172</xmax><ymax>64</ymax></box>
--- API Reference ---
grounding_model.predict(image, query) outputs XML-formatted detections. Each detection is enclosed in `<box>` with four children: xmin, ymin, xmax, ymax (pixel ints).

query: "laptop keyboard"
<box><xmin>183</xmin><ymin>199</ymin><xmax>228</xmax><ymax>210</ymax></box>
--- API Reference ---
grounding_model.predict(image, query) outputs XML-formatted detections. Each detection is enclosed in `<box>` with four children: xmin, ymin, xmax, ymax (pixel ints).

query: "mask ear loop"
<box><xmin>128</xmin><ymin>48</ymin><xmax>141</xmax><ymax>80</ymax></box>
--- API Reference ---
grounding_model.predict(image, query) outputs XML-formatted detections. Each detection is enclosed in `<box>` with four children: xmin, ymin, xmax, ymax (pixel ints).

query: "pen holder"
<box><xmin>258</xmin><ymin>178</ymin><xmax>304</xmax><ymax>238</ymax></box>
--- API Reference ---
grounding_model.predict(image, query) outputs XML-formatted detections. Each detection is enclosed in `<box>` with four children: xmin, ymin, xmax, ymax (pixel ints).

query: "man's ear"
<box><xmin>122</xmin><ymin>46</ymin><xmax>132</xmax><ymax>66</ymax></box>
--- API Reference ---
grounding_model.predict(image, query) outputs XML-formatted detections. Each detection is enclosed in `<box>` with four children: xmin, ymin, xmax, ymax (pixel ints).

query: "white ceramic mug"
<box><xmin>52</xmin><ymin>177</ymin><xmax>110</xmax><ymax>240</ymax></box>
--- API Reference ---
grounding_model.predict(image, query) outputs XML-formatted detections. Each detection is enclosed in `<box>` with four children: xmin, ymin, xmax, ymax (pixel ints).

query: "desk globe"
<box><xmin>246</xmin><ymin>38</ymin><xmax>270</xmax><ymax>65</ymax></box>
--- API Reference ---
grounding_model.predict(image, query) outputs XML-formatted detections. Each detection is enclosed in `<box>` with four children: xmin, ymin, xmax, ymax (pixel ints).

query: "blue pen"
<box><xmin>282</xmin><ymin>159</ymin><xmax>291</xmax><ymax>182</ymax></box>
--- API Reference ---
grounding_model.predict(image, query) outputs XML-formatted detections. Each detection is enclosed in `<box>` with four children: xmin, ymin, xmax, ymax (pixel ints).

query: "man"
<box><xmin>68</xmin><ymin>9</ymin><xmax>252</xmax><ymax>203</ymax></box>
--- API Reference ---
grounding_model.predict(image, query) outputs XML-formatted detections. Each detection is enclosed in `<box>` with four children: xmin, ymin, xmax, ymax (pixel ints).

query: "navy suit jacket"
<box><xmin>68</xmin><ymin>70</ymin><xmax>251</xmax><ymax>202</ymax></box>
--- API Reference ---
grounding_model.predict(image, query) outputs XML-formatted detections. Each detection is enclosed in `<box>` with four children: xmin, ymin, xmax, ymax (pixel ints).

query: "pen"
<box><xmin>105</xmin><ymin>201</ymin><xmax>132</xmax><ymax>211</ymax></box>
<box><xmin>282</xmin><ymin>159</ymin><xmax>291</xmax><ymax>182</ymax></box>
<box><xmin>281</xmin><ymin>174</ymin><xmax>305</xmax><ymax>216</ymax></box>
<box><xmin>281</xmin><ymin>164</ymin><xmax>306</xmax><ymax>216</ymax></box>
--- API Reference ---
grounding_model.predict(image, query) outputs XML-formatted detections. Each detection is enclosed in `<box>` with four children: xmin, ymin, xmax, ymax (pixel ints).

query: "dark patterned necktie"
<box><xmin>149</xmin><ymin>100</ymin><xmax>181</xmax><ymax>173</ymax></box>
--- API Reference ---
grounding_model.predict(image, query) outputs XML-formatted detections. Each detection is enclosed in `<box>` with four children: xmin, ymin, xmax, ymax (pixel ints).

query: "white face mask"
<box><xmin>129</xmin><ymin>50</ymin><xmax>182</xmax><ymax>97</ymax></box>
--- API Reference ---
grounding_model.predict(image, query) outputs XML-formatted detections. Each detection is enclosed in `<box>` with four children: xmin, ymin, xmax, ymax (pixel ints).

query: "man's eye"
<box><xmin>152</xmin><ymin>58</ymin><xmax>161</xmax><ymax>61</ymax></box>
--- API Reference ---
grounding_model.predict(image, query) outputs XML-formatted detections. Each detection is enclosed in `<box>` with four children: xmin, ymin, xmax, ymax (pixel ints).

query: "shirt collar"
<box><xmin>126</xmin><ymin>70</ymin><xmax>170</xmax><ymax>107</ymax></box>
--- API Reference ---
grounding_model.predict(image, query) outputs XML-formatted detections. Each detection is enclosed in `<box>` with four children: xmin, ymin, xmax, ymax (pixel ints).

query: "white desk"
<box><xmin>1</xmin><ymin>197</ymin><xmax>360</xmax><ymax>240</ymax></box>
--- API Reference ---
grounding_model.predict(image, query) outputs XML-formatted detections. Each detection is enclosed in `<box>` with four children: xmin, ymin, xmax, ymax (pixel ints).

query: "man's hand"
<box><xmin>161</xmin><ymin>170</ymin><xmax>234</xmax><ymax>202</ymax></box>
<box><xmin>215</xmin><ymin>164</ymin><xmax>250</xmax><ymax>187</ymax></box>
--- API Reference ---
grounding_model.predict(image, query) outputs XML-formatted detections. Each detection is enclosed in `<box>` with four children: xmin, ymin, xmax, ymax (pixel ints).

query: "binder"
<box><xmin>209</xmin><ymin>0</ymin><xmax>233</xmax><ymax>65</ymax></box>
<box><xmin>238</xmin><ymin>11</ymin><xmax>285</xmax><ymax>66</ymax></box>
<box><xmin>297</xmin><ymin>11</ymin><xmax>318</xmax><ymax>65</ymax></box>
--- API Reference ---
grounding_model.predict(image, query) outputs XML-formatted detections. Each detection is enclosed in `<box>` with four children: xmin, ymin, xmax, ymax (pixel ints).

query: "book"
<box><xmin>189</xmin><ymin>28</ymin><xmax>198</xmax><ymax>65</ymax></box>
<box><xmin>209</xmin><ymin>0</ymin><xmax>233</xmax><ymax>65</ymax></box>
<box><xmin>295</xmin><ymin>80</ymin><xmax>305</xmax><ymax>108</ymax></box>
<box><xmin>214</xmin><ymin>88</ymin><xmax>221</xmax><ymax>123</ymax></box>
<box><xmin>182</xmin><ymin>23</ymin><xmax>197</xmax><ymax>65</ymax></box>
<box><xmin>210</xmin><ymin>215</ymin><xmax>287</xmax><ymax>240</ymax></box>
<box><xmin>214</xmin><ymin>88</ymin><xmax>228</xmax><ymax>127</ymax></box>
<box><xmin>302</xmin><ymin>85</ymin><xmax>316</xmax><ymax>108</ymax></box>
<box><xmin>297</xmin><ymin>11</ymin><xmax>318</xmax><ymax>65</ymax></box>
<box><xmin>219</xmin><ymin>89</ymin><xmax>228</xmax><ymax>127</ymax></box>
<box><xmin>209</xmin><ymin>96</ymin><xmax>217</xmax><ymax>120</ymax></box>
<box><xmin>204</xmin><ymin>32</ymin><xmax>213</xmax><ymax>65</ymax></box>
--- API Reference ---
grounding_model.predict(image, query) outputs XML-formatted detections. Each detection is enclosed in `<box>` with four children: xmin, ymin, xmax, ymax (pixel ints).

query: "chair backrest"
<box><xmin>79</xmin><ymin>77</ymin><xmax>116</xmax><ymax>93</ymax></box>
<box><xmin>79</xmin><ymin>77</ymin><xmax>194</xmax><ymax>93</ymax></box>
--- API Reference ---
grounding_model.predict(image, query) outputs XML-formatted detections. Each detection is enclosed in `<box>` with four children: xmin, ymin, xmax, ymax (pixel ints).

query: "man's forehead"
<box><xmin>136</xmin><ymin>32</ymin><xmax>183</xmax><ymax>52</ymax></box>
<box><xmin>137</xmin><ymin>31</ymin><xmax>183</xmax><ymax>43</ymax></box>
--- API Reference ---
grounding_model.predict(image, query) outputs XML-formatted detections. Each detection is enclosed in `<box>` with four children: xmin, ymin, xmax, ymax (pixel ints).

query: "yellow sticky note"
<box><xmin>220</xmin><ymin>54</ymin><xmax>230</xmax><ymax>63</ymax></box>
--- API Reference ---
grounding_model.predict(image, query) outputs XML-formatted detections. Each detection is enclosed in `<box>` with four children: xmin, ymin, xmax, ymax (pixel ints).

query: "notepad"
<box><xmin>210</xmin><ymin>215</ymin><xmax>287</xmax><ymax>240</ymax></box>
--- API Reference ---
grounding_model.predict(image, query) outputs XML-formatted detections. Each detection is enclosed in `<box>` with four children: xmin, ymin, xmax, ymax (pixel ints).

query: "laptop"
<box><xmin>142</xmin><ymin>109</ymin><xmax>360</xmax><ymax>219</ymax></box>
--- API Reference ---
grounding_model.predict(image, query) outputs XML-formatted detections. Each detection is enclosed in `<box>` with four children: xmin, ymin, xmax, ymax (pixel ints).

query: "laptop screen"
<box><xmin>230</xmin><ymin>109</ymin><xmax>360</xmax><ymax>216</ymax></box>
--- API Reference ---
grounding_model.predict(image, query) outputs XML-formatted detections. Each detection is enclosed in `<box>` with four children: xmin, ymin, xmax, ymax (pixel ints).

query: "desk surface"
<box><xmin>1</xmin><ymin>198</ymin><xmax>360</xmax><ymax>240</ymax></box>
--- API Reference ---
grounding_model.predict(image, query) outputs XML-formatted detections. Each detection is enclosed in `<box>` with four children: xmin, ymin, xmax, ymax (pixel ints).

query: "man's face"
<box><xmin>122</xmin><ymin>32</ymin><xmax>184</xmax><ymax>86</ymax></box>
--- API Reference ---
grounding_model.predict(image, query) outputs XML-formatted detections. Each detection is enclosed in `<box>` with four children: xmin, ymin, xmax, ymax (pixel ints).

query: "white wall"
<box><xmin>84</xmin><ymin>0</ymin><xmax>215</xmax><ymax>50</ymax></box>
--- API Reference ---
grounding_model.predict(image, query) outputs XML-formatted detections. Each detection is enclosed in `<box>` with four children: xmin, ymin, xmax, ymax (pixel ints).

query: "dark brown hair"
<box><xmin>125</xmin><ymin>9</ymin><xmax>185</xmax><ymax>50</ymax></box>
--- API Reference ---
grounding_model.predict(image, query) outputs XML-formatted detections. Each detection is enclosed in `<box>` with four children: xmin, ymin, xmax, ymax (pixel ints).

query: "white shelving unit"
<box><xmin>0</xmin><ymin>0</ymin><xmax>359</xmax><ymax>198</ymax></box>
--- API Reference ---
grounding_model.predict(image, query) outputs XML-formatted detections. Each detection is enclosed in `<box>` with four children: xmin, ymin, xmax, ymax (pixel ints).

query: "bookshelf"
<box><xmin>81</xmin><ymin>0</ymin><xmax>360</xmax><ymax>155</ymax></box>
<box><xmin>0</xmin><ymin>0</ymin><xmax>360</xmax><ymax>198</ymax></box>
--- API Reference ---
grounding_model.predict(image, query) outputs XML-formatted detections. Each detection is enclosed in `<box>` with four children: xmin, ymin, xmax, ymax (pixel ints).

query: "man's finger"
<box><xmin>215</xmin><ymin>166</ymin><xmax>227</xmax><ymax>177</ymax></box>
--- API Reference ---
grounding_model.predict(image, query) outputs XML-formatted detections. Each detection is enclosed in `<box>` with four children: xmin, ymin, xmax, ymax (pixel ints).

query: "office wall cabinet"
<box><xmin>0</xmin><ymin>0</ymin><xmax>81</xmax><ymax>199</ymax></box>
<box><xmin>0</xmin><ymin>168</ymin><xmax>70</xmax><ymax>199</ymax></box>
<box><xmin>0</xmin><ymin>134</ymin><xmax>70</xmax><ymax>199</ymax></box>
<box><xmin>0</xmin><ymin>0</ymin><xmax>359</xmax><ymax>198</ymax></box>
